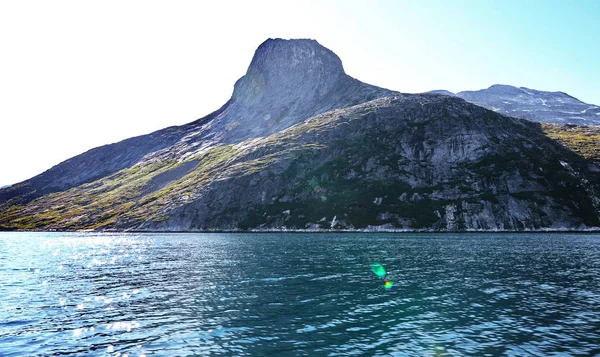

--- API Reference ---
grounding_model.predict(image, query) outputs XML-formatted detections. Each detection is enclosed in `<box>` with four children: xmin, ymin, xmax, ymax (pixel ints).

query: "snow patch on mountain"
<box><xmin>452</xmin><ymin>85</ymin><xmax>600</xmax><ymax>126</ymax></box>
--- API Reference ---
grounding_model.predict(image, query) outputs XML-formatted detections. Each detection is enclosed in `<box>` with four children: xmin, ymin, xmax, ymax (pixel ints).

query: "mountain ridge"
<box><xmin>429</xmin><ymin>85</ymin><xmax>600</xmax><ymax>126</ymax></box>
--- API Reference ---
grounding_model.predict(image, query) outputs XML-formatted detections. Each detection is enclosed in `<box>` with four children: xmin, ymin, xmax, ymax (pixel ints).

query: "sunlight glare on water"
<box><xmin>0</xmin><ymin>232</ymin><xmax>599</xmax><ymax>356</ymax></box>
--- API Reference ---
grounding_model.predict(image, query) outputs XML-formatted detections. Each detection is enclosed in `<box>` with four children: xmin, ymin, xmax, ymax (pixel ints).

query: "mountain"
<box><xmin>431</xmin><ymin>85</ymin><xmax>600</xmax><ymax>126</ymax></box>
<box><xmin>1</xmin><ymin>39</ymin><xmax>600</xmax><ymax>231</ymax></box>
<box><xmin>428</xmin><ymin>90</ymin><xmax>456</xmax><ymax>97</ymax></box>
<box><xmin>0</xmin><ymin>39</ymin><xmax>391</xmax><ymax>206</ymax></box>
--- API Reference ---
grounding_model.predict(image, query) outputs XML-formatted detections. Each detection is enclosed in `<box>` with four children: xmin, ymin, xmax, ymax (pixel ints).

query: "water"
<box><xmin>1</xmin><ymin>232</ymin><xmax>599</xmax><ymax>356</ymax></box>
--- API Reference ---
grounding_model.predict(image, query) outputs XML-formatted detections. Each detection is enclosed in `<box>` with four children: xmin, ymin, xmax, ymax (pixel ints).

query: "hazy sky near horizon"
<box><xmin>1</xmin><ymin>0</ymin><xmax>599</xmax><ymax>186</ymax></box>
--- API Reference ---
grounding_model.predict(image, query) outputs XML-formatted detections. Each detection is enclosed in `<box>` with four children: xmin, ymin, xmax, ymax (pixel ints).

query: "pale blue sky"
<box><xmin>0</xmin><ymin>0</ymin><xmax>598</xmax><ymax>186</ymax></box>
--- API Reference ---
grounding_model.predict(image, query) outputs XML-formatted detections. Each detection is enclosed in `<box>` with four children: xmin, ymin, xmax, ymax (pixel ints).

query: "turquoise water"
<box><xmin>0</xmin><ymin>232</ymin><xmax>599</xmax><ymax>356</ymax></box>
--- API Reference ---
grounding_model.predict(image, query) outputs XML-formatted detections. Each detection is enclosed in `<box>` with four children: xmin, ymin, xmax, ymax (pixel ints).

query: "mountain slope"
<box><xmin>133</xmin><ymin>96</ymin><xmax>600</xmax><ymax>231</ymax></box>
<box><xmin>1</xmin><ymin>39</ymin><xmax>600</xmax><ymax>231</ymax></box>
<box><xmin>432</xmin><ymin>85</ymin><xmax>600</xmax><ymax>126</ymax></box>
<box><xmin>0</xmin><ymin>38</ymin><xmax>392</xmax><ymax>205</ymax></box>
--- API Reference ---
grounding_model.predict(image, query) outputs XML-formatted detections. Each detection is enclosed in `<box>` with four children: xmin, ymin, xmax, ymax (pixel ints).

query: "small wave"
<box><xmin>311</xmin><ymin>274</ymin><xmax>343</xmax><ymax>281</ymax></box>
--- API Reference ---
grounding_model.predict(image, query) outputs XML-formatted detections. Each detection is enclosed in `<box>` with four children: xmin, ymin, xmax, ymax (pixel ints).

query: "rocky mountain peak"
<box><xmin>232</xmin><ymin>38</ymin><xmax>345</xmax><ymax>106</ymax></box>
<box><xmin>214</xmin><ymin>38</ymin><xmax>391</xmax><ymax>144</ymax></box>
<box><xmin>250</xmin><ymin>38</ymin><xmax>344</xmax><ymax>73</ymax></box>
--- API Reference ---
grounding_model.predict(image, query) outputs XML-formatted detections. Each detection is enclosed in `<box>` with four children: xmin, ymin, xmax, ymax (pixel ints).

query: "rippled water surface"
<box><xmin>1</xmin><ymin>232</ymin><xmax>599</xmax><ymax>356</ymax></box>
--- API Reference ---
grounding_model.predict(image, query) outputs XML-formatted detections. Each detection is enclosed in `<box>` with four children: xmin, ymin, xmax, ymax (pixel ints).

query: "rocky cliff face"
<box><xmin>1</xmin><ymin>39</ymin><xmax>599</xmax><ymax>231</ymax></box>
<box><xmin>431</xmin><ymin>85</ymin><xmax>600</xmax><ymax>126</ymax></box>
<box><xmin>141</xmin><ymin>95</ymin><xmax>600</xmax><ymax>231</ymax></box>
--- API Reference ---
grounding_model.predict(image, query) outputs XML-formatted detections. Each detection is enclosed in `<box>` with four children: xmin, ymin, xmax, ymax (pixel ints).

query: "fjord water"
<box><xmin>1</xmin><ymin>233</ymin><xmax>599</xmax><ymax>356</ymax></box>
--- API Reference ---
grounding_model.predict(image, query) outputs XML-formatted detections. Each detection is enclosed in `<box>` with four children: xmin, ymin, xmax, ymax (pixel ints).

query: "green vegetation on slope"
<box><xmin>0</xmin><ymin>145</ymin><xmax>241</xmax><ymax>230</ymax></box>
<box><xmin>542</xmin><ymin>124</ymin><xmax>600</xmax><ymax>161</ymax></box>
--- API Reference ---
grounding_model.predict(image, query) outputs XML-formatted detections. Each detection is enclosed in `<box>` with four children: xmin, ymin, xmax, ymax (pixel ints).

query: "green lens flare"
<box><xmin>370</xmin><ymin>263</ymin><xmax>386</xmax><ymax>277</ymax></box>
<box><xmin>384</xmin><ymin>280</ymin><xmax>394</xmax><ymax>289</ymax></box>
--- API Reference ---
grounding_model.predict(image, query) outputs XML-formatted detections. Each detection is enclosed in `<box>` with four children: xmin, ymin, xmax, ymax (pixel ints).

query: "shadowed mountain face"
<box><xmin>431</xmin><ymin>85</ymin><xmax>600</xmax><ymax>126</ymax></box>
<box><xmin>1</xmin><ymin>39</ymin><xmax>600</xmax><ymax>231</ymax></box>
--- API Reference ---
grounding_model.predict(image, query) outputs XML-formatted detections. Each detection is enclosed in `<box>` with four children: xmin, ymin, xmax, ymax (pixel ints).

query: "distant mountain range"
<box><xmin>430</xmin><ymin>85</ymin><xmax>600</xmax><ymax>126</ymax></box>
<box><xmin>1</xmin><ymin>39</ymin><xmax>599</xmax><ymax>231</ymax></box>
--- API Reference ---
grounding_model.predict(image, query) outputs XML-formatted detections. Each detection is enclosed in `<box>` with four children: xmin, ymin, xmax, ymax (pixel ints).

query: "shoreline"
<box><xmin>3</xmin><ymin>227</ymin><xmax>600</xmax><ymax>234</ymax></box>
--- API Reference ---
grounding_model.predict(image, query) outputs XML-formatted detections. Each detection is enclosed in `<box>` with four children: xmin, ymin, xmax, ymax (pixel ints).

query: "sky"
<box><xmin>0</xmin><ymin>0</ymin><xmax>599</xmax><ymax>186</ymax></box>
